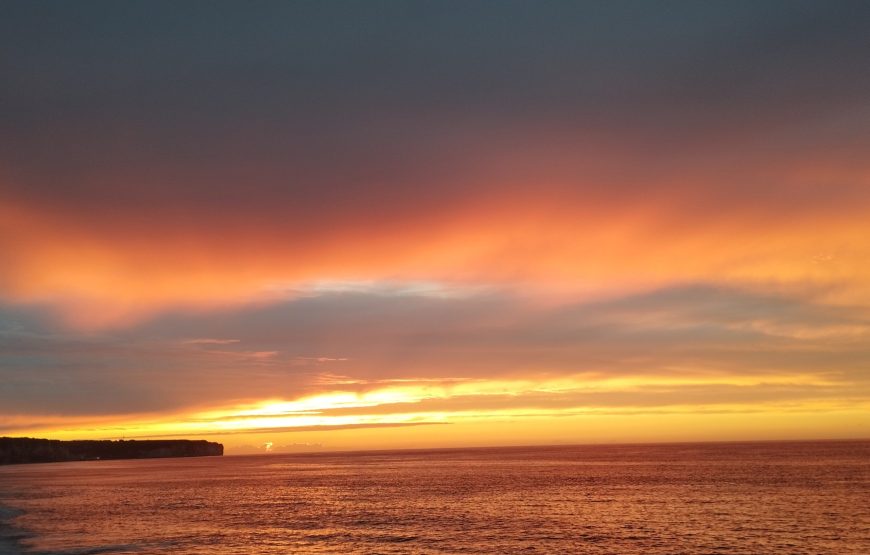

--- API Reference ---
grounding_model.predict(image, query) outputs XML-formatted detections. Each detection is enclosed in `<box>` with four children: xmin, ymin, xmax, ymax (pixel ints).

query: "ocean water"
<box><xmin>0</xmin><ymin>441</ymin><xmax>868</xmax><ymax>554</ymax></box>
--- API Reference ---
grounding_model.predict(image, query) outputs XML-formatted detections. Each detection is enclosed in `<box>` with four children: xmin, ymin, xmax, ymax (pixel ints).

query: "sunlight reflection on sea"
<box><xmin>0</xmin><ymin>441</ymin><xmax>868</xmax><ymax>554</ymax></box>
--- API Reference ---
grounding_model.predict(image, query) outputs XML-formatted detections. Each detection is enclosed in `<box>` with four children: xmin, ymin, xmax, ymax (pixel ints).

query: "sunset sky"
<box><xmin>2</xmin><ymin>1</ymin><xmax>869</xmax><ymax>453</ymax></box>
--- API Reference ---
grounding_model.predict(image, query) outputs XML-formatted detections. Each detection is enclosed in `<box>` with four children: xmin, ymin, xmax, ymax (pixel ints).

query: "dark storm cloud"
<box><xmin>2</xmin><ymin>0</ymin><xmax>869</xmax><ymax>226</ymax></box>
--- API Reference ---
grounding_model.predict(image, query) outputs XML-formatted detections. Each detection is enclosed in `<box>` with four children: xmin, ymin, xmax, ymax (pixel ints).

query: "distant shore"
<box><xmin>0</xmin><ymin>438</ymin><xmax>223</xmax><ymax>466</ymax></box>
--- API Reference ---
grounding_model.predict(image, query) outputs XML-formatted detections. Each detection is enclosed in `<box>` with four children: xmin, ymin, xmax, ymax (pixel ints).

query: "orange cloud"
<box><xmin>6</xmin><ymin>374</ymin><xmax>867</xmax><ymax>452</ymax></box>
<box><xmin>3</xmin><ymin>161</ymin><xmax>870</xmax><ymax>329</ymax></box>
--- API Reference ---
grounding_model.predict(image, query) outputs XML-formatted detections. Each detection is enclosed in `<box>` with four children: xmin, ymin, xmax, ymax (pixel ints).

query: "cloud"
<box><xmin>1</xmin><ymin>2</ymin><xmax>869</xmax><ymax>326</ymax></box>
<box><xmin>1</xmin><ymin>2</ymin><xmax>869</xmax><ymax>443</ymax></box>
<box><xmin>2</xmin><ymin>283</ymin><xmax>868</xmax><ymax>428</ymax></box>
<box><xmin>180</xmin><ymin>338</ymin><xmax>241</xmax><ymax>345</ymax></box>
<box><xmin>127</xmin><ymin>422</ymin><xmax>448</xmax><ymax>439</ymax></box>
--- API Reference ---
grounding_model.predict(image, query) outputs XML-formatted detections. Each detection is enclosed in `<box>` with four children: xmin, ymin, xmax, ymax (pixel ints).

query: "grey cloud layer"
<box><xmin>2</xmin><ymin>1</ymin><xmax>869</xmax><ymax>230</ymax></box>
<box><xmin>2</xmin><ymin>284</ymin><xmax>868</xmax><ymax>417</ymax></box>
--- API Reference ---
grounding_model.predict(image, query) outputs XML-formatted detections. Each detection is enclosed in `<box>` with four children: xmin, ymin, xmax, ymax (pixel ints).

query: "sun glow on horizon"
<box><xmin>8</xmin><ymin>371</ymin><xmax>868</xmax><ymax>452</ymax></box>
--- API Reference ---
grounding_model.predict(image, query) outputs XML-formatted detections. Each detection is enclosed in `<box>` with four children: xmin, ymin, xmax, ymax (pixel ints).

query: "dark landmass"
<box><xmin>0</xmin><ymin>437</ymin><xmax>223</xmax><ymax>465</ymax></box>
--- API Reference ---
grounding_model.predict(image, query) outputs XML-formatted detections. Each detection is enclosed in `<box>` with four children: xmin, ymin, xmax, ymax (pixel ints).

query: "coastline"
<box><xmin>0</xmin><ymin>438</ymin><xmax>223</xmax><ymax>466</ymax></box>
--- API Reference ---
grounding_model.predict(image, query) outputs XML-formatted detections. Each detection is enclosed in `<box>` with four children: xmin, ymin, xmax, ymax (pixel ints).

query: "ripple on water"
<box><xmin>0</xmin><ymin>441</ymin><xmax>867</xmax><ymax>554</ymax></box>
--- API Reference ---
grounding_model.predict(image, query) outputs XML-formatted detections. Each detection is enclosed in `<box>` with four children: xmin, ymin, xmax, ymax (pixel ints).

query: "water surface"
<box><xmin>1</xmin><ymin>440</ymin><xmax>868</xmax><ymax>554</ymax></box>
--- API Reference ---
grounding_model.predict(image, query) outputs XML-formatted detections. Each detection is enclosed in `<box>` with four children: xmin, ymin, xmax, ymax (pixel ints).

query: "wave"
<box><xmin>28</xmin><ymin>547</ymin><xmax>142</xmax><ymax>555</ymax></box>
<box><xmin>0</xmin><ymin>504</ymin><xmax>25</xmax><ymax>555</ymax></box>
<box><xmin>1</xmin><ymin>503</ymin><xmax>148</xmax><ymax>555</ymax></box>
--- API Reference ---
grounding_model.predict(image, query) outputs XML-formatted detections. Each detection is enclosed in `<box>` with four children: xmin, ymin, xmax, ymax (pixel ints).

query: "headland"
<box><xmin>0</xmin><ymin>437</ymin><xmax>223</xmax><ymax>465</ymax></box>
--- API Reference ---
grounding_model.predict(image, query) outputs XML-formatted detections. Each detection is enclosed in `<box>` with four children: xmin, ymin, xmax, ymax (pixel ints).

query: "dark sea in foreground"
<box><xmin>0</xmin><ymin>440</ymin><xmax>868</xmax><ymax>554</ymax></box>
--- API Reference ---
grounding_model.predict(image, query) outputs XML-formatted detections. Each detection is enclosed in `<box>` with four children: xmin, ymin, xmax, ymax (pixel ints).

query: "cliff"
<box><xmin>0</xmin><ymin>437</ymin><xmax>223</xmax><ymax>465</ymax></box>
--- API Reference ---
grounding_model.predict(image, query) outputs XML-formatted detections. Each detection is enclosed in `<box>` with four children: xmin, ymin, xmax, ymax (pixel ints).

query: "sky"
<box><xmin>2</xmin><ymin>1</ymin><xmax>869</xmax><ymax>453</ymax></box>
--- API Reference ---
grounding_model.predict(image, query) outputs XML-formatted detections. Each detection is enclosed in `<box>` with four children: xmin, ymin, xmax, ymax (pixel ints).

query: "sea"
<box><xmin>0</xmin><ymin>440</ymin><xmax>867</xmax><ymax>554</ymax></box>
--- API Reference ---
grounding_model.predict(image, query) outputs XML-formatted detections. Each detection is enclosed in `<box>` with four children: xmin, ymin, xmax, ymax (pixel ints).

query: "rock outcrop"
<box><xmin>0</xmin><ymin>437</ymin><xmax>223</xmax><ymax>465</ymax></box>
